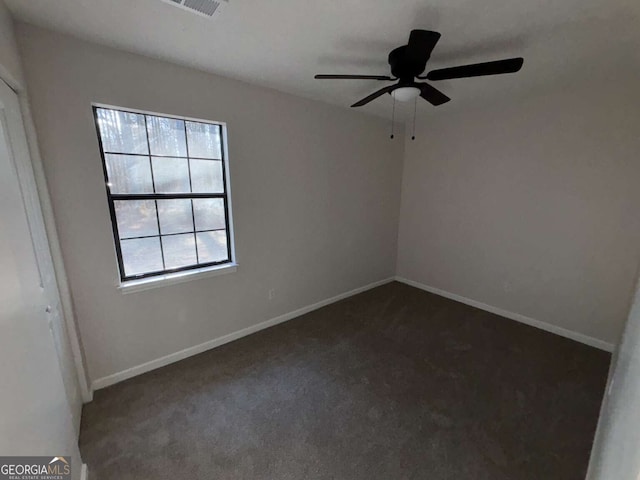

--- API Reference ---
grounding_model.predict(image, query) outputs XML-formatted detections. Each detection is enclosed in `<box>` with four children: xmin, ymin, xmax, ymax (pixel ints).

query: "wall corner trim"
<box><xmin>395</xmin><ymin>276</ymin><xmax>615</xmax><ymax>353</ymax></box>
<box><xmin>90</xmin><ymin>277</ymin><xmax>395</xmax><ymax>394</ymax></box>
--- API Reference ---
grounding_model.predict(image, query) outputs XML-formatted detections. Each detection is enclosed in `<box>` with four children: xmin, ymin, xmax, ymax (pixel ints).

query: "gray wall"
<box><xmin>17</xmin><ymin>21</ymin><xmax>639</xmax><ymax>387</ymax></box>
<box><xmin>16</xmin><ymin>24</ymin><xmax>404</xmax><ymax>385</ymax></box>
<box><xmin>397</xmin><ymin>81</ymin><xmax>640</xmax><ymax>347</ymax></box>
<box><xmin>0</xmin><ymin>0</ymin><xmax>21</xmax><ymax>87</ymax></box>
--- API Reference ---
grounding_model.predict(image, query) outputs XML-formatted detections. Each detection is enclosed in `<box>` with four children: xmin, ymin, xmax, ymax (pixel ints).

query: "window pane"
<box><xmin>193</xmin><ymin>198</ymin><xmax>225</xmax><ymax>231</ymax></box>
<box><xmin>96</xmin><ymin>108</ymin><xmax>148</xmax><ymax>154</ymax></box>
<box><xmin>162</xmin><ymin>234</ymin><xmax>197</xmax><ymax>270</ymax></box>
<box><xmin>186</xmin><ymin>121</ymin><xmax>221</xmax><ymax>159</ymax></box>
<box><xmin>151</xmin><ymin>157</ymin><xmax>190</xmax><ymax>193</ymax></box>
<box><xmin>157</xmin><ymin>199</ymin><xmax>193</xmax><ymax>235</ymax></box>
<box><xmin>121</xmin><ymin>237</ymin><xmax>163</xmax><ymax>276</ymax></box>
<box><xmin>105</xmin><ymin>154</ymin><xmax>153</xmax><ymax>194</ymax></box>
<box><xmin>190</xmin><ymin>159</ymin><xmax>223</xmax><ymax>193</ymax></box>
<box><xmin>147</xmin><ymin>115</ymin><xmax>187</xmax><ymax>157</ymax></box>
<box><xmin>197</xmin><ymin>230</ymin><xmax>228</xmax><ymax>263</ymax></box>
<box><xmin>114</xmin><ymin>200</ymin><xmax>159</xmax><ymax>239</ymax></box>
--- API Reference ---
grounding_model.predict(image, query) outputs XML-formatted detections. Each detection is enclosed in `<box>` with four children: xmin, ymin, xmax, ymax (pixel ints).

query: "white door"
<box><xmin>586</xmin><ymin>278</ymin><xmax>640</xmax><ymax>479</ymax></box>
<box><xmin>0</xmin><ymin>78</ymin><xmax>82</xmax><ymax>474</ymax></box>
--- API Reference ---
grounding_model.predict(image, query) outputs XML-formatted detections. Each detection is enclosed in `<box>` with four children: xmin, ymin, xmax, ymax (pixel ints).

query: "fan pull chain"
<box><xmin>411</xmin><ymin>97</ymin><xmax>417</xmax><ymax>140</ymax></box>
<box><xmin>390</xmin><ymin>95</ymin><xmax>396</xmax><ymax>139</ymax></box>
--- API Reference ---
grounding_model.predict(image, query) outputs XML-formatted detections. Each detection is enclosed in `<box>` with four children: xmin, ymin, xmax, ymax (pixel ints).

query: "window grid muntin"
<box><xmin>118</xmin><ymin>227</ymin><xmax>227</xmax><ymax>241</ymax></box>
<box><xmin>94</xmin><ymin>106</ymin><xmax>232</xmax><ymax>281</ymax></box>
<box><xmin>184</xmin><ymin>120</ymin><xmax>200</xmax><ymax>265</ymax></box>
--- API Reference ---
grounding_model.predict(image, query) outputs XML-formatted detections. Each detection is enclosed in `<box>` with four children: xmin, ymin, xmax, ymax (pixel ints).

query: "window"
<box><xmin>93</xmin><ymin>105</ymin><xmax>233</xmax><ymax>282</ymax></box>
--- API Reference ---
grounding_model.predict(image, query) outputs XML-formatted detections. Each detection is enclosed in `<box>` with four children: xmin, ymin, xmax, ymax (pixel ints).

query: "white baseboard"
<box><xmin>91</xmin><ymin>277</ymin><xmax>394</xmax><ymax>392</ymax></box>
<box><xmin>395</xmin><ymin>276</ymin><xmax>615</xmax><ymax>352</ymax></box>
<box><xmin>80</xmin><ymin>463</ymin><xmax>88</xmax><ymax>480</ymax></box>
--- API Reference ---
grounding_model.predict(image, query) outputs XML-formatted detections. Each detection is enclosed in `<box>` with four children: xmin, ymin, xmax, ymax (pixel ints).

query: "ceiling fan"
<box><xmin>315</xmin><ymin>30</ymin><xmax>524</xmax><ymax>108</ymax></box>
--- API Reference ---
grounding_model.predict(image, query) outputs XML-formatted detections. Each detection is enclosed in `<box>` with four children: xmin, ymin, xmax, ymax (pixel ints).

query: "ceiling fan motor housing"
<box><xmin>389</xmin><ymin>46</ymin><xmax>426</xmax><ymax>83</ymax></box>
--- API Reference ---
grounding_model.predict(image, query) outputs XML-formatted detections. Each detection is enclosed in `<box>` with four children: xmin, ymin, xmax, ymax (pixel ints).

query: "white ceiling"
<box><xmin>6</xmin><ymin>0</ymin><xmax>640</xmax><ymax>120</ymax></box>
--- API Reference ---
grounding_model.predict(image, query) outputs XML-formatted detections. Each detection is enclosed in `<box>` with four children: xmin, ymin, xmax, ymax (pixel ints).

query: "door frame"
<box><xmin>0</xmin><ymin>75</ymin><xmax>91</xmax><ymax>409</ymax></box>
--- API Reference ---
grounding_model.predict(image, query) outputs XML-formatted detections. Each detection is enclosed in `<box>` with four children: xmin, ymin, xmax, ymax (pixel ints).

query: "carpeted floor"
<box><xmin>80</xmin><ymin>282</ymin><xmax>610</xmax><ymax>480</ymax></box>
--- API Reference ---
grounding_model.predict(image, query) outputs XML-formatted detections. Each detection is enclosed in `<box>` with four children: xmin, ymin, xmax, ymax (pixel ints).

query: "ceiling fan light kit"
<box><xmin>314</xmin><ymin>29</ymin><xmax>524</xmax><ymax>139</ymax></box>
<box><xmin>391</xmin><ymin>86</ymin><xmax>421</xmax><ymax>102</ymax></box>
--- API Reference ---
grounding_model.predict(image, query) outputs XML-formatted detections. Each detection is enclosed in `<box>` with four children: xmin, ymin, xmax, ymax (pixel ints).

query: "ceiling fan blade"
<box><xmin>426</xmin><ymin>57</ymin><xmax>524</xmax><ymax>81</ymax></box>
<box><xmin>351</xmin><ymin>85</ymin><xmax>397</xmax><ymax>107</ymax></box>
<box><xmin>406</xmin><ymin>30</ymin><xmax>441</xmax><ymax>72</ymax></box>
<box><xmin>315</xmin><ymin>74</ymin><xmax>393</xmax><ymax>80</ymax></box>
<box><xmin>418</xmin><ymin>83</ymin><xmax>450</xmax><ymax>106</ymax></box>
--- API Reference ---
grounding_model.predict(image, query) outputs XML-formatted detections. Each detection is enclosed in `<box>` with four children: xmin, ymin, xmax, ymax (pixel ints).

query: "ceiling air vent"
<box><xmin>161</xmin><ymin>0</ymin><xmax>228</xmax><ymax>18</ymax></box>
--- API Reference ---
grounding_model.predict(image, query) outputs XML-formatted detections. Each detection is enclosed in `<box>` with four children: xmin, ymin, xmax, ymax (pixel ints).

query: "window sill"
<box><xmin>118</xmin><ymin>263</ymin><xmax>238</xmax><ymax>294</ymax></box>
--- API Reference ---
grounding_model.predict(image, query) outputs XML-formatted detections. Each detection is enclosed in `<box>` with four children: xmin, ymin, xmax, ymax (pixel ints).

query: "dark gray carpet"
<box><xmin>80</xmin><ymin>282</ymin><xmax>610</xmax><ymax>479</ymax></box>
